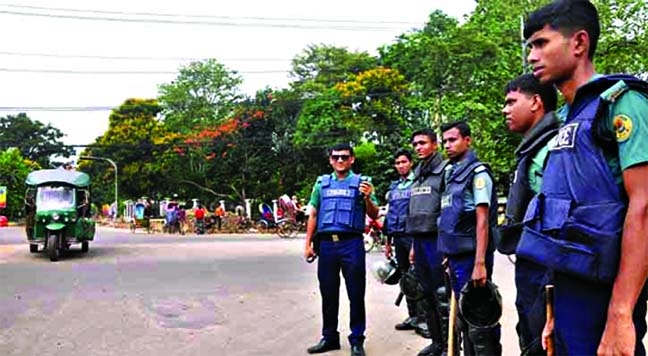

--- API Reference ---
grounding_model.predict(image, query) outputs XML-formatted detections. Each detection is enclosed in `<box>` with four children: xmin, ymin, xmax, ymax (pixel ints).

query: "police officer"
<box><xmin>438</xmin><ymin>121</ymin><xmax>501</xmax><ymax>355</ymax></box>
<box><xmin>518</xmin><ymin>1</ymin><xmax>648</xmax><ymax>354</ymax></box>
<box><xmin>383</xmin><ymin>149</ymin><xmax>422</xmax><ymax>332</ymax></box>
<box><xmin>406</xmin><ymin>129</ymin><xmax>449</xmax><ymax>356</ymax></box>
<box><xmin>304</xmin><ymin>143</ymin><xmax>379</xmax><ymax>356</ymax></box>
<box><xmin>500</xmin><ymin>73</ymin><xmax>559</xmax><ymax>354</ymax></box>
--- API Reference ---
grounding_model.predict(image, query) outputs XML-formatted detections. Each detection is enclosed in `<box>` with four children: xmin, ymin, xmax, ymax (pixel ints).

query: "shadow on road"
<box><xmin>28</xmin><ymin>245</ymin><xmax>123</xmax><ymax>262</ymax></box>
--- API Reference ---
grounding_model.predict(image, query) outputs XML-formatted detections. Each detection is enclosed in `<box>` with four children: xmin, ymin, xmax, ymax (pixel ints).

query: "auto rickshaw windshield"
<box><xmin>36</xmin><ymin>186</ymin><xmax>75</xmax><ymax>211</ymax></box>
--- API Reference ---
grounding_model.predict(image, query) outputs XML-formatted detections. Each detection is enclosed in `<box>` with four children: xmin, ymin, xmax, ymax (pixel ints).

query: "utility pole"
<box><xmin>79</xmin><ymin>156</ymin><xmax>118</xmax><ymax>219</ymax></box>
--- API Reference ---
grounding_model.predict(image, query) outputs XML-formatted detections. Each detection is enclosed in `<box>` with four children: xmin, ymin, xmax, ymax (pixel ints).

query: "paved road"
<box><xmin>0</xmin><ymin>226</ymin><xmax>641</xmax><ymax>355</ymax></box>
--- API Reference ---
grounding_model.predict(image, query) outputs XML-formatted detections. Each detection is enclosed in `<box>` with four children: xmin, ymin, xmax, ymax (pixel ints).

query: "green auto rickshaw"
<box><xmin>24</xmin><ymin>169</ymin><xmax>96</xmax><ymax>261</ymax></box>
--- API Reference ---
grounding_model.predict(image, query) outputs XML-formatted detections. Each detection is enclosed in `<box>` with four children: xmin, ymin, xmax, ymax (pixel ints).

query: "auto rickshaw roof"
<box><xmin>25</xmin><ymin>169</ymin><xmax>91</xmax><ymax>187</ymax></box>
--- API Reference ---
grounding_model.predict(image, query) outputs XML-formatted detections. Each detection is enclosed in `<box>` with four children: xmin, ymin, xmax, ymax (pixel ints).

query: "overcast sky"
<box><xmin>0</xmin><ymin>1</ymin><xmax>476</xmax><ymax>149</ymax></box>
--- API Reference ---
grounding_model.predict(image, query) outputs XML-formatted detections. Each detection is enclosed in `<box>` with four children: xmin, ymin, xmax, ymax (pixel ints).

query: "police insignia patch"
<box><xmin>474</xmin><ymin>177</ymin><xmax>486</xmax><ymax>190</ymax></box>
<box><xmin>613</xmin><ymin>114</ymin><xmax>633</xmax><ymax>142</ymax></box>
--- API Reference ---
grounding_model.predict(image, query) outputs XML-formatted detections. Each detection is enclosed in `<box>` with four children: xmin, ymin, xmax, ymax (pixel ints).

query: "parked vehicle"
<box><xmin>129</xmin><ymin>202</ymin><xmax>151</xmax><ymax>233</ymax></box>
<box><xmin>255</xmin><ymin>202</ymin><xmax>297</xmax><ymax>238</ymax></box>
<box><xmin>24</xmin><ymin>169</ymin><xmax>95</xmax><ymax>262</ymax></box>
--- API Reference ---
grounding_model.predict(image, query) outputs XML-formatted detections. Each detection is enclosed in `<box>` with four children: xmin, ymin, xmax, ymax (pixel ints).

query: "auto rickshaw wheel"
<box><xmin>81</xmin><ymin>241</ymin><xmax>89</xmax><ymax>253</ymax></box>
<box><xmin>29</xmin><ymin>244</ymin><xmax>38</xmax><ymax>253</ymax></box>
<box><xmin>47</xmin><ymin>234</ymin><xmax>59</xmax><ymax>262</ymax></box>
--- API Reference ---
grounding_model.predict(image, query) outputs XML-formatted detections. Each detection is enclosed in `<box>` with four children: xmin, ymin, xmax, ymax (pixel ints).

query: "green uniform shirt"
<box><xmin>396</xmin><ymin>171</ymin><xmax>416</xmax><ymax>190</ymax></box>
<box><xmin>528</xmin><ymin>145</ymin><xmax>549</xmax><ymax>194</ymax></box>
<box><xmin>308</xmin><ymin>171</ymin><xmax>379</xmax><ymax>209</ymax></box>
<box><xmin>600</xmin><ymin>82</ymin><xmax>648</xmax><ymax>183</ymax></box>
<box><xmin>528</xmin><ymin>108</ymin><xmax>567</xmax><ymax>194</ymax></box>
<box><xmin>445</xmin><ymin>161</ymin><xmax>493</xmax><ymax>211</ymax></box>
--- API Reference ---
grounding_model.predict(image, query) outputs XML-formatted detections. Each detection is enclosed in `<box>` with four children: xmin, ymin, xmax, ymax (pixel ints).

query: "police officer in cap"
<box><xmin>500</xmin><ymin>73</ymin><xmax>559</xmax><ymax>354</ymax></box>
<box><xmin>406</xmin><ymin>129</ymin><xmax>449</xmax><ymax>356</ymax></box>
<box><xmin>438</xmin><ymin>121</ymin><xmax>501</xmax><ymax>355</ymax></box>
<box><xmin>383</xmin><ymin>148</ymin><xmax>424</xmax><ymax>333</ymax></box>
<box><xmin>304</xmin><ymin>142</ymin><xmax>379</xmax><ymax>356</ymax></box>
<box><xmin>517</xmin><ymin>1</ymin><xmax>648</xmax><ymax>354</ymax></box>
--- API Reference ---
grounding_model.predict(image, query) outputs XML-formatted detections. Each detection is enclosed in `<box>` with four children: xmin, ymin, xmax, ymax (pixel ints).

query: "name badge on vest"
<box><xmin>550</xmin><ymin>123</ymin><xmax>579</xmax><ymax>151</ymax></box>
<box><xmin>391</xmin><ymin>190</ymin><xmax>411</xmax><ymax>200</ymax></box>
<box><xmin>441</xmin><ymin>194</ymin><xmax>452</xmax><ymax>209</ymax></box>
<box><xmin>411</xmin><ymin>186</ymin><xmax>431</xmax><ymax>196</ymax></box>
<box><xmin>323</xmin><ymin>189</ymin><xmax>354</xmax><ymax>197</ymax></box>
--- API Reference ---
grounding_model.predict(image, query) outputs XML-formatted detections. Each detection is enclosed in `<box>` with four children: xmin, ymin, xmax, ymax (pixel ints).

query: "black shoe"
<box><xmin>307</xmin><ymin>339</ymin><xmax>341</xmax><ymax>354</ymax></box>
<box><xmin>350</xmin><ymin>344</ymin><xmax>365</xmax><ymax>356</ymax></box>
<box><xmin>394</xmin><ymin>317</ymin><xmax>417</xmax><ymax>330</ymax></box>
<box><xmin>417</xmin><ymin>343</ymin><xmax>443</xmax><ymax>356</ymax></box>
<box><xmin>415</xmin><ymin>323</ymin><xmax>431</xmax><ymax>339</ymax></box>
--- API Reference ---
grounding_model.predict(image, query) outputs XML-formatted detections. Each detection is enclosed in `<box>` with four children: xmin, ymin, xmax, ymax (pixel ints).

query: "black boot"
<box><xmin>414</xmin><ymin>297</ymin><xmax>431</xmax><ymax>338</ymax></box>
<box><xmin>468</xmin><ymin>325</ymin><xmax>502</xmax><ymax>356</ymax></box>
<box><xmin>456</xmin><ymin>318</ymin><xmax>474</xmax><ymax>356</ymax></box>
<box><xmin>436</xmin><ymin>286</ymin><xmax>460</xmax><ymax>356</ymax></box>
<box><xmin>416</xmin><ymin>295</ymin><xmax>445</xmax><ymax>356</ymax></box>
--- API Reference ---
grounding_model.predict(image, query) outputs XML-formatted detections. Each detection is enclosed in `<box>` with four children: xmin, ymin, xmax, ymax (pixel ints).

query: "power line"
<box><xmin>0</xmin><ymin>67</ymin><xmax>289</xmax><ymax>75</ymax></box>
<box><xmin>0</xmin><ymin>9</ymin><xmax>404</xmax><ymax>31</ymax></box>
<box><xmin>0</xmin><ymin>89</ymin><xmax>417</xmax><ymax>112</ymax></box>
<box><xmin>0</xmin><ymin>106</ymin><xmax>115</xmax><ymax>112</ymax></box>
<box><xmin>0</xmin><ymin>3</ymin><xmax>421</xmax><ymax>26</ymax></box>
<box><xmin>0</xmin><ymin>50</ymin><xmax>290</xmax><ymax>62</ymax></box>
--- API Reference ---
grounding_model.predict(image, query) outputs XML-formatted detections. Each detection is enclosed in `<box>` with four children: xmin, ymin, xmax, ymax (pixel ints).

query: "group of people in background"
<box><xmin>303</xmin><ymin>1</ymin><xmax>648</xmax><ymax>355</ymax></box>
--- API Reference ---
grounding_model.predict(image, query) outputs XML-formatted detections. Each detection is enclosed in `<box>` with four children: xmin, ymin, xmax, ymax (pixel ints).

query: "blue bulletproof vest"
<box><xmin>516</xmin><ymin>74</ymin><xmax>648</xmax><ymax>284</ymax></box>
<box><xmin>385</xmin><ymin>180</ymin><xmax>411</xmax><ymax>236</ymax></box>
<box><xmin>438</xmin><ymin>151</ymin><xmax>498</xmax><ymax>255</ymax></box>
<box><xmin>316</xmin><ymin>174</ymin><xmax>366</xmax><ymax>234</ymax></box>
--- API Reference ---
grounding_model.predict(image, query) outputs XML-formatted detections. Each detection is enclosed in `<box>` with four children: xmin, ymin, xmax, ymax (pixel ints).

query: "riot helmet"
<box><xmin>371</xmin><ymin>258</ymin><xmax>401</xmax><ymax>285</ymax></box>
<box><xmin>399</xmin><ymin>266</ymin><xmax>425</xmax><ymax>300</ymax></box>
<box><xmin>459</xmin><ymin>280</ymin><xmax>503</xmax><ymax>328</ymax></box>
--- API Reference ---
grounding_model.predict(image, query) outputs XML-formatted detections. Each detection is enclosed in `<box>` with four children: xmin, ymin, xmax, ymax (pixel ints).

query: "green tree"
<box><xmin>0</xmin><ymin>113</ymin><xmax>74</xmax><ymax>168</ymax></box>
<box><xmin>157</xmin><ymin>59</ymin><xmax>244</xmax><ymax>133</ymax></box>
<box><xmin>290</xmin><ymin>44</ymin><xmax>378</xmax><ymax>95</ymax></box>
<box><xmin>0</xmin><ymin>148</ymin><xmax>38</xmax><ymax>219</ymax></box>
<box><xmin>594</xmin><ymin>0</ymin><xmax>648</xmax><ymax>76</ymax></box>
<box><xmin>79</xmin><ymin>99</ymin><xmax>177</xmax><ymax>205</ymax></box>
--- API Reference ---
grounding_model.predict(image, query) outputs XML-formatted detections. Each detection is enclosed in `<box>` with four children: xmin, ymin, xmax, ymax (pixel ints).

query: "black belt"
<box><xmin>317</xmin><ymin>233</ymin><xmax>362</xmax><ymax>242</ymax></box>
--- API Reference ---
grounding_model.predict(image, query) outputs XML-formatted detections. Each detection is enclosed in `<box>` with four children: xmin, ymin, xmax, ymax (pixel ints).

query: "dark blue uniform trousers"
<box><xmin>394</xmin><ymin>236</ymin><xmax>414</xmax><ymax>275</ymax></box>
<box><xmin>413</xmin><ymin>237</ymin><xmax>445</xmax><ymax>294</ymax></box>
<box><xmin>394</xmin><ymin>236</ymin><xmax>416</xmax><ymax>317</ymax></box>
<box><xmin>317</xmin><ymin>238</ymin><xmax>366</xmax><ymax>346</ymax></box>
<box><xmin>553</xmin><ymin>273</ymin><xmax>647</xmax><ymax>355</ymax></box>
<box><xmin>515</xmin><ymin>258</ymin><xmax>551</xmax><ymax>353</ymax></box>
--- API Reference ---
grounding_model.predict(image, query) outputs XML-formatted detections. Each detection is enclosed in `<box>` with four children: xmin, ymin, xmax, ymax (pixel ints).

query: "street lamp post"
<box><xmin>79</xmin><ymin>156</ymin><xmax>118</xmax><ymax>220</ymax></box>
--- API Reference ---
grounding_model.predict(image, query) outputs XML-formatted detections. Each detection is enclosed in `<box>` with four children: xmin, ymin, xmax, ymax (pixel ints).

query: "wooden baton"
<box><xmin>545</xmin><ymin>284</ymin><xmax>555</xmax><ymax>356</ymax></box>
<box><xmin>448</xmin><ymin>289</ymin><xmax>457</xmax><ymax>356</ymax></box>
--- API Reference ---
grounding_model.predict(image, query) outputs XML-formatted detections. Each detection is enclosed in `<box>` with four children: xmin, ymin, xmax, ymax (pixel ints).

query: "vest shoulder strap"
<box><xmin>433</xmin><ymin>159</ymin><xmax>449</xmax><ymax>174</ymax></box>
<box><xmin>349</xmin><ymin>174</ymin><xmax>362</xmax><ymax>188</ymax></box>
<box><xmin>320</xmin><ymin>175</ymin><xmax>331</xmax><ymax>188</ymax></box>
<box><xmin>455</xmin><ymin>161</ymin><xmax>487</xmax><ymax>182</ymax></box>
<box><xmin>389</xmin><ymin>180</ymin><xmax>400</xmax><ymax>190</ymax></box>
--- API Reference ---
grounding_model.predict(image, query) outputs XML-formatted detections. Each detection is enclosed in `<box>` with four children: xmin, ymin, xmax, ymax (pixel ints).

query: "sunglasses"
<box><xmin>330</xmin><ymin>154</ymin><xmax>351</xmax><ymax>161</ymax></box>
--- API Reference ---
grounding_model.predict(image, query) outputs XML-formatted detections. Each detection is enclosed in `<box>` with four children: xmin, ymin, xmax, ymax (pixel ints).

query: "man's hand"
<box><xmin>359</xmin><ymin>181</ymin><xmax>373</xmax><ymax>196</ymax></box>
<box><xmin>471</xmin><ymin>261</ymin><xmax>487</xmax><ymax>287</ymax></box>
<box><xmin>304</xmin><ymin>242</ymin><xmax>316</xmax><ymax>261</ymax></box>
<box><xmin>597</xmin><ymin>313</ymin><xmax>635</xmax><ymax>356</ymax></box>
<box><xmin>542</xmin><ymin>314</ymin><xmax>555</xmax><ymax>353</ymax></box>
<box><xmin>384</xmin><ymin>243</ymin><xmax>393</xmax><ymax>259</ymax></box>
<box><xmin>409</xmin><ymin>247</ymin><xmax>415</xmax><ymax>265</ymax></box>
